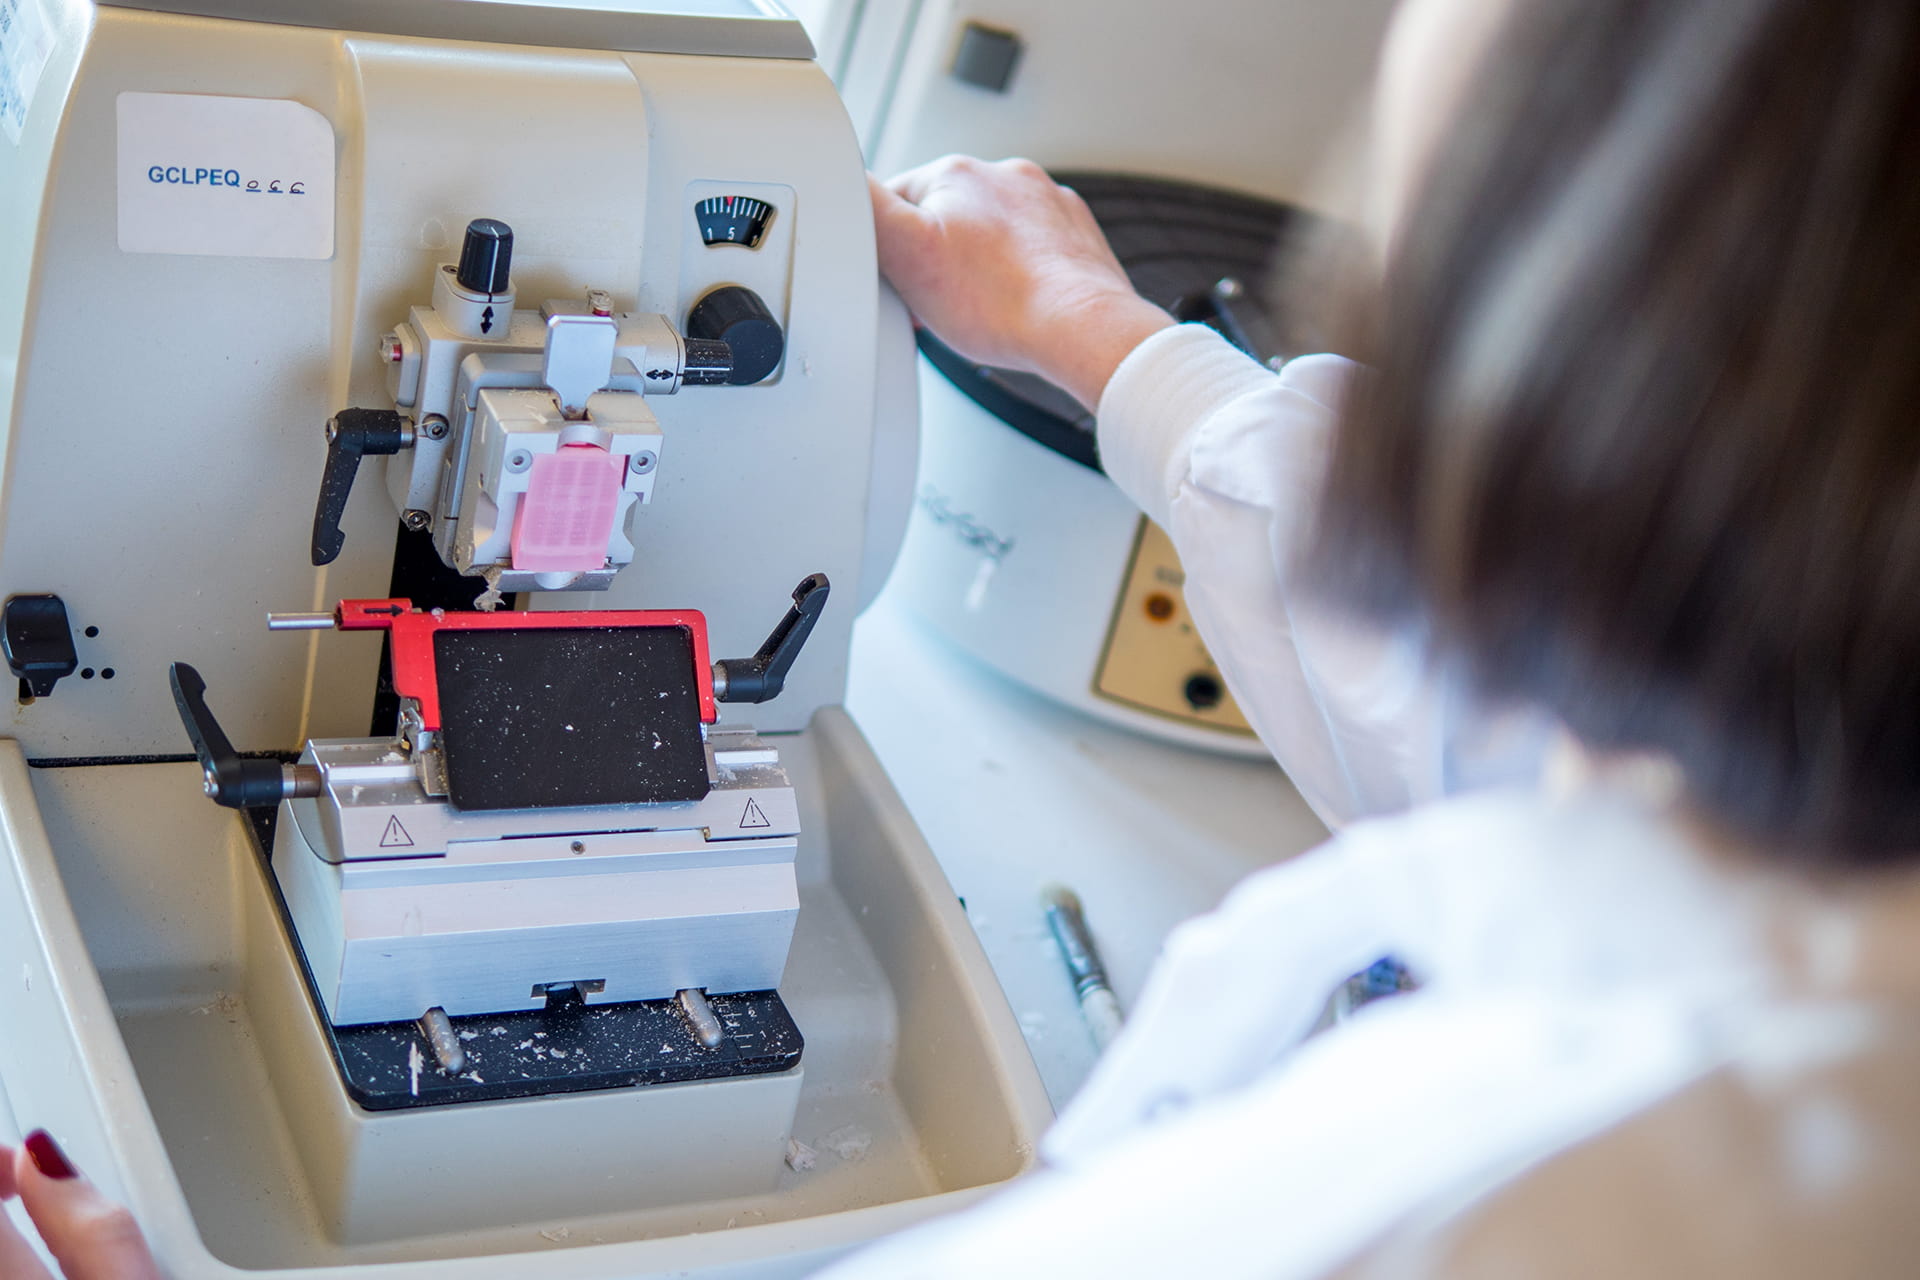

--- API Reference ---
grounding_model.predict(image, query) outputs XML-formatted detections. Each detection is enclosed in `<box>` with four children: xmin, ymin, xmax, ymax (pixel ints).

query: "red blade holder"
<box><xmin>336</xmin><ymin>598</ymin><xmax>718</xmax><ymax>733</ymax></box>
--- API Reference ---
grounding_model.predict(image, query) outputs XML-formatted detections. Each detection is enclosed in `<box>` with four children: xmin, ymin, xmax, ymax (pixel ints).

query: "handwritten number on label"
<box><xmin>191</xmin><ymin>175</ymin><xmax>306</xmax><ymax>196</ymax></box>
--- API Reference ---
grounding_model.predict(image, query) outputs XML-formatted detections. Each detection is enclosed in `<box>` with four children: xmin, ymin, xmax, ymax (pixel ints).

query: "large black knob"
<box><xmin>456</xmin><ymin>218</ymin><xmax>514</xmax><ymax>295</ymax></box>
<box><xmin>686</xmin><ymin>285</ymin><xmax>784</xmax><ymax>385</ymax></box>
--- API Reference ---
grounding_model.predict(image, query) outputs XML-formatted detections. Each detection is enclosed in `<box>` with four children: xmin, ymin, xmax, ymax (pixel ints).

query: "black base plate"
<box><xmin>242</xmin><ymin>806</ymin><xmax>803</xmax><ymax>1112</ymax></box>
<box><xmin>335</xmin><ymin>987</ymin><xmax>804</xmax><ymax>1111</ymax></box>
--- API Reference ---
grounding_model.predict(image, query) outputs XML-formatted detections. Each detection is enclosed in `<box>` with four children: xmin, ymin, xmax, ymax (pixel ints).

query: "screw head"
<box><xmin>202</xmin><ymin>769</ymin><xmax>219</xmax><ymax>798</ymax></box>
<box><xmin>324</xmin><ymin>418</ymin><xmax>339</xmax><ymax>445</ymax></box>
<box><xmin>421</xmin><ymin>415</ymin><xmax>450</xmax><ymax>440</ymax></box>
<box><xmin>402</xmin><ymin>509</ymin><xmax>431</xmax><ymax>532</ymax></box>
<box><xmin>629</xmin><ymin>450</ymin><xmax>657</xmax><ymax>475</ymax></box>
<box><xmin>570</xmin><ymin>840</ymin><xmax>587</xmax><ymax>854</ymax></box>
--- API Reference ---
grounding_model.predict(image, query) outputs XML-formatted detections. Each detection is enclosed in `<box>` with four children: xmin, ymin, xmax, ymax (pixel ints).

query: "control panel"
<box><xmin>679</xmin><ymin>179</ymin><xmax>795</xmax><ymax>387</ymax></box>
<box><xmin>1092</xmin><ymin>518</ymin><xmax>1255</xmax><ymax>737</ymax></box>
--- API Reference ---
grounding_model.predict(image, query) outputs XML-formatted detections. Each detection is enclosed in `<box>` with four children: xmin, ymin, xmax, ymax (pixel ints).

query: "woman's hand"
<box><xmin>1</xmin><ymin>1132</ymin><xmax>162</xmax><ymax>1280</ymax></box>
<box><xmin>870</xmin><ymin>156</ymin><xmax>1173</xmax><ymax>410</ymax></box>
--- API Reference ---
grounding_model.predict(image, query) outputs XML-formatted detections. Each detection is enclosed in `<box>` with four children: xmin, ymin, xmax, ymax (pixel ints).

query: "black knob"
<box><xmin>1184</xmin><ymin>672</ymin><xmax>1224</xmax><ymax>711</ymax></box>
<box><xmin>456</xmin><ymin>218</ymin><xmax>514</xmax><ymax>295</ymax></box>
<box><xmin>3</xmin><ymin>594</ymin><xmax>77</xmax><ymax>699</ymax></box>
<box><xmin>681</xmin><ymin>338</ymin><xmax>733</xmax><ymax>386</ymax></box>
<box><xmin>686</xmin><ymin>285</ymin><xmax>784</xmax><ymax>385</ymax></box>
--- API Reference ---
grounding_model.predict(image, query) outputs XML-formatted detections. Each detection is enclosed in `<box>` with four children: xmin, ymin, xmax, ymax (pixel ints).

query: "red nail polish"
<box><xmin>24</xmin><ymin>1130</ymin><xmax>77</xmax><ymax>1180</ymax></box>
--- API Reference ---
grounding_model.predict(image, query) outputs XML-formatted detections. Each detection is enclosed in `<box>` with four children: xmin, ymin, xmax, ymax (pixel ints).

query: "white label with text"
<box><xmin>117</xmin><ymin>91</ymin><xmax>335</xmax><ymax>259</ymax></box>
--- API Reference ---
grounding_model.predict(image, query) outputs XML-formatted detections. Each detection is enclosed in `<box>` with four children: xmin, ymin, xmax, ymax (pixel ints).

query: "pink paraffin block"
<box><xmin>510</xmin><ymin>444</ymin><xmax>626</xmax><ymax>572</ymax></box>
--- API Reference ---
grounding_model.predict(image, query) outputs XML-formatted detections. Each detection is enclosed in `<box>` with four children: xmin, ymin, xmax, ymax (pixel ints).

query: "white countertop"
<box><xmin>844</xmin><ymin>592</ymin><xmax>1327</xmax><ymax>1107</ymax></box>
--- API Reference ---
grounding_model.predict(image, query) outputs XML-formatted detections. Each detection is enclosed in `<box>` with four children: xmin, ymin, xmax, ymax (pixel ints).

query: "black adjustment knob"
<box><xmin>456</xmin><ymin>218</ymin><xmax>514</xmax><ymax>295</ymax></box>
<box><xmin>3</xmin><ymin>594</ymin><xmax>78</xmax><ymax>699</ymax></box>
<box><xmin>686</xmin><ymin>285</ymin><xmax>784</xmax><ymax>385</ymax></box>
<box><xmin>1184</xmin><ymin>672</ymin><xmax>1224</xmax><ymax>712</ymax></box>
<box><xmin>681</xmin><ymin>338</ymin><xmax>733</xmax><ymax>386</ymax></box>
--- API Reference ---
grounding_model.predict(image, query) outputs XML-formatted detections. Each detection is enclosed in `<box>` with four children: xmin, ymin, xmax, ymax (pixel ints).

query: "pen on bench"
<box><xmin>1042</xmin><ymin>884</ymin><xmax>1124</xmax><ymax>1051</ymax></box>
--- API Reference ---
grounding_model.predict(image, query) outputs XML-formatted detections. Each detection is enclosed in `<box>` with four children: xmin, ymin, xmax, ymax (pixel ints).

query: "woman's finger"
<box><xmin>0</xmin><ymin>1143</ymin><xmax>58</xmax><ymax>1280</ymax></box>
<box><xmin>12</xmin><ymin>1134</ymin><xmax>163</xmax><ymax>1280</ymax></box>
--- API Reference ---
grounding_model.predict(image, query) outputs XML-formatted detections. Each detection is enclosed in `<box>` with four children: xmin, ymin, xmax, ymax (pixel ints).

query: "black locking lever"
<box><xmin>169</xmin><ymin>662</ymin><xmax>319</xmax><ymax>808</ymax></box>
<box><xmin>312</xmin><ymin>408</ymin><xmax>412</xmax><ymax>565</ymax></box>
<box><xmin>714</xmin><ymin>573</ymin><xmax>830</xmax><ymax>704</ymax></box>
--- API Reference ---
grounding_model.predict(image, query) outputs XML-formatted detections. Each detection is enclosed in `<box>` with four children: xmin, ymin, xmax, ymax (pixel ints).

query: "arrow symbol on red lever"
<box><xmin>481</xmin><ymin>306</ymin><xmax>495</xmax><ymax>334</ymax></box>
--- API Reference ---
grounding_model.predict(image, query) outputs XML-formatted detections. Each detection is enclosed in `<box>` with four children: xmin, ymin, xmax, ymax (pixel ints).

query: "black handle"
<box><xmin>715</xmin><ymin>573</ymin><xmax>830</xmax><ymax>704</ymax></box>
<box><xmin>169</xmin><ymin>662</ymin><xmax>290</xmax><ymax>808</ymax></box>
<box><xmin>312</xmin><ymin>409</ymin><xmax>411</xmax><ymax>565</ymax></box>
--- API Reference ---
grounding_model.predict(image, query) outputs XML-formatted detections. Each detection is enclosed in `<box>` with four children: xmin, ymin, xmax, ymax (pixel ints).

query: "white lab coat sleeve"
<box><xmin>1096</xmin><ymin>324</ymin><xmax>1553</xmax><ymax>827</ymax></box>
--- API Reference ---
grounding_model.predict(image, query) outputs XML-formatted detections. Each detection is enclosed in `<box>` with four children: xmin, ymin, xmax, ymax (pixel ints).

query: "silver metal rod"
<box><xmin>280</xmin><ymin>764</ymin><xmax>324</xmax><ymax>800</ymax></box>
<box><xmin>418</xmin><ymin>1007</ymin><xmax>467</xmax><ymax>1075</ymax></box>
<box><xmin>266</xmin><ymin>612</ymin><xmax>336</xmax><ymax>631</ymax></box>
<box><xmin>677</xmin><ymin>988</ymin><xmax>726</xmax><ymax>1049</ymax></box>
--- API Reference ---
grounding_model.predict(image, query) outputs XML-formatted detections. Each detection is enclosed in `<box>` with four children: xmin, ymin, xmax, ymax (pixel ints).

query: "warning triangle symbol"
<box><xmin>740</xmin><ymin>798</ymin><xmax>771</xmax><ymax>830</ymax></box>
<box><xmin>379</xmin><ymin>815</ymin><xmax>415</xmax><ymax>848</ymax></box>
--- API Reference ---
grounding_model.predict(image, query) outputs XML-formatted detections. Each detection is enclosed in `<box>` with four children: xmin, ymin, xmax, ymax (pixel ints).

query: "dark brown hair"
<box><xmin>1312</xmin><ymin>0</ymin><xmax>1920</xmax><ymax>861</ymax></box>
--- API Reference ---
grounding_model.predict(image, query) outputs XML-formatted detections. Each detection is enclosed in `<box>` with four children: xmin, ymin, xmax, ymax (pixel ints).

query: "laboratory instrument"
<box><xmin>0</xmin><ymin>2</ymin><xmax>1049</xmax><ymax>1274</ymax></box>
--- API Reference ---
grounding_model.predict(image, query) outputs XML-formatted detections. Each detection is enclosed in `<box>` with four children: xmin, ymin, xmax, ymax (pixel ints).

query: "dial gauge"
<box><xmin>695</xmin><ymin>195</ymin><xmax>775</xmax><ymax>248</ymax></box>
